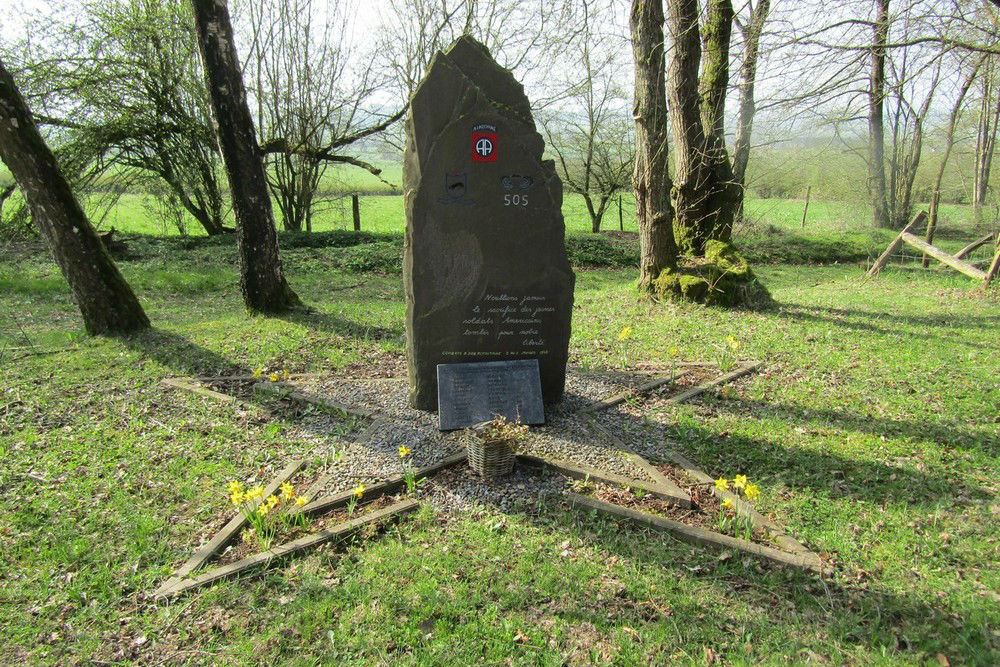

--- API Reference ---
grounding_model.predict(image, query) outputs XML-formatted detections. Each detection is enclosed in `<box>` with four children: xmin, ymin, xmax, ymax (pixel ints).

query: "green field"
<box><xmin>2</xmin><ymin>233</ymin><xmax>998</xmax><ymax>665</ymax></box>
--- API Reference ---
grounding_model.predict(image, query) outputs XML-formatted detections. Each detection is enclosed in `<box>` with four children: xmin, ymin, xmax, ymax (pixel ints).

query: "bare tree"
<box><xmin>190</xmin><ymin>0</ymin><xmax>301</xmax><ymax>312</ymax></box>
<box><xmin>868</xmin><ymin>0</ymin><xmax>892</xmax><ymax>228</ymax></box>
<box><xmin>924</xmin><ymin>54</ymin><xmax>982</xmax><ymax>264</ymax></box>
<box><xmin>0</xmin><ymin>58</ymin><xmax>149</xmax><ymax>334</ymax></box>
<box><xmin>973</xmin><ymin>55</ymin><xmax>999</xmax><ymax>223</ymax></box>
<box><xmin>731</xmin><ymin>0</ymin><xmax>771</xmax><ymax>221</ymax></box>
<box><xmin>630</xmin><ymin>0</ymin><xmax>678</xmax><ymax>292</ymax></box>
<box><xmin>542</xmin><ymin>0</ymin><xmax>633</xmax><ymax>234</ymax></box>
<box><xmin>243</xmin><ymin>0</ymin><xmax>402</xmax><ymax>232</ymax></box>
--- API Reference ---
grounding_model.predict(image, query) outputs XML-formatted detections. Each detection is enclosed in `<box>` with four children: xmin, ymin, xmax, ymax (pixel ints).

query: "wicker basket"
<box><xmin>466</xmin><ymin>437</ymin><xmax>516</xmax><ymax>479</ymax></box>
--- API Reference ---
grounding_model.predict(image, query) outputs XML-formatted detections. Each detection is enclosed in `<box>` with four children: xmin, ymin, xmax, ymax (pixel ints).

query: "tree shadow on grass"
<box><xmin>703</xmin><ymin>394</ymin><xmax>998</xmax><ymax>458</ymax></box>
<box><xmin>120</xmin><ymin>327</ymin><xmax>243</xmax><ymax>377</ymax></box>
<box><xmin>779</xmin><ymin>302</ymin><xmax>1000</xmax><ymax>332</ymax></box>
<box><xmin>426</xmin><ymin>471</ymin><xmax>993</xmax><ymax>665</ymax></box>
<box><xmin>275</xmin><ymin>308</ymin><xmax>402</xmax><ymax>343</ymax></box>
<box><xmin>774</xmin><ymin>303</ymin><xmax>998</xmax><ymax>350</ymax></box>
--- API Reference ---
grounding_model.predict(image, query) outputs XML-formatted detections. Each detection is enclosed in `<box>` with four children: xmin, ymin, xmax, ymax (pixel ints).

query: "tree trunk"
<box><xmin>868</xmin><ymin>0</ymin><xmax>891</xmax><ymax>229</ymax></box>
<box><xmin>732</xmin><ymin>0</ymin><xmax>770</xmax><ymax>224</ymax></box>
<box><xmin>667</xmin><ymin>0</ymin><xmax>739</xmax><ymax>255</ymax></box>
<box><xmin>666</xmin><ymin>0</ymin><xmax>707</xmax><ymax>256</ymax></box>
<box><xmin>924</xmin><ymin>59</ymin><xmax>980</xmax><ymax>266</ymax></box>
<box><xmin>699</xmin><ymin>0</ymin><xmax>741</xmax><ymax>245</ymax></box>
<box><xmin>0</xmin><ymin>59</ymin><xmax>149</xmax><ymax>335</ymax></box>
<box><xmin>190</xmin><ymin>0</ymin><xmax>301</xmax><ymax>312</ymax></box>
<box><xmin>973</xmin><ymin>60</ymin><xmax>998</xmax><ymax>224</ymax></box>
<box><xmin>630</xmin><ymin>0</ymin><xmax>678</xmax><ymax>292</ymax></box>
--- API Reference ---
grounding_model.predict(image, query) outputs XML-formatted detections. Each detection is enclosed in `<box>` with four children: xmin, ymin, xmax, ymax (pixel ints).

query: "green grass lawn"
<box><xmin>83</xmin><ymin>189</ymin><xmax>989</xmax><ymax>240</ymax></box>
<box><xmin>1</xmin><ymin>239</ymin><xmax>998</xmax><ymax>666</ymax></box>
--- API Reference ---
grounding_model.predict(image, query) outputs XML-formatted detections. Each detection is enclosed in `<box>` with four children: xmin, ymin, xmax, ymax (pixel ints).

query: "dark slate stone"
<box><xmin>437</xmin><ymin>359</ymin><xmax>545</xmax><ymax>431</ymax></box>
<box><xmin>404</xmin><ymin>36</ymin><xmax>575</xmax><ymax>411</ymax></box>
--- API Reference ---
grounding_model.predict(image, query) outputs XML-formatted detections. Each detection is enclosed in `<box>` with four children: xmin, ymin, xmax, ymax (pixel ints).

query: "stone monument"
<box><xmin>403</xmin><ymin>37</ymin><xmax>575</xmax><ymax>411</ymax></box>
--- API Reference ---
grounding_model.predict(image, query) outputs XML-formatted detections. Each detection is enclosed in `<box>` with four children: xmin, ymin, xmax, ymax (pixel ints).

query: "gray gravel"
<box><xmin>283</xmin><ymin>368</ymin><xmax>686</xmax><ymax>511</ymax></box>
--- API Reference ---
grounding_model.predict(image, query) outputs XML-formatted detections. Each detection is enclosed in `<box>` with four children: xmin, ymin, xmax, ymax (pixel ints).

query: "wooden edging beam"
<box><xmin>983</xmin><ymin>243</ymin><xmax>1000</xmax><ymax>291</ymax></box>
<box><xmin>518</xmin><ymin>453</ymin><xmax>691</xmax><ymax>508</ymax></box>
<box><xmin>955</xmin><ymin>232</ymin><xmax>997</xmax><ymax>260</ymax></box>
<box><xmin>160</xmin><ymin>377</ymin><xmax>253</xmax><ymax>408</ymax></box>
<box><xmin>663</xmin><ymin>450</ymin><xmax>811</xmax><ymax>556</ymax></box>
<box><xmin>568</xmin><ymin>493</ymin><xmax>827</xmax><ymax>574</ymax></box>
<box><xmin>296</xmin><ymin>451</ymin><xmax>468</xmax><ymax>516</ymax></box>
<box><xmin>900</xmin><ymin>232</ymin><xmax>987</xmax><ymax>280</ymax></box>
<box><xmin>159</xmin><ymin>499</ymin><xmax>419</xmax><ymax>597</ymax></box>
<box><xmin>582</xmin><ymin>420</ymin><xmax>691</xmax><ymax>504</ymax></box>
<box><xmin>253</xmin><ymin>381</ymin><xmax>376</xmax><ymax>420</ymax></box>
<box><xmin>154</xmin><ymin>459</ymin><xmax>306</xmax><ymax>597</ymax></box>
<box><xmin>865</xmin><ymin>211</ymin><xmax>927</xmax><ymax>279</ymax></box>
<box><xmin>579</xmin><ymin>371</ymin><xmax>689</xmax><ymax>415</ymax></box>
<box><xmin>666</xmin><ymin>362</ymin><xmax>762</xmax><ymax>405</ymax></box>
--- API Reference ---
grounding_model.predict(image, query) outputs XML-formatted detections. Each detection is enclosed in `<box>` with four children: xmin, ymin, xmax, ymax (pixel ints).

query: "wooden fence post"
<box><xmin>352</xmin><ymin>194</ymin><xmax>360</xmax><ymax>232</ymax></box>
<box><xmin>800</xmin><ymin>186</ymin><xmax>811</xmax><ymax>229</ymax></box>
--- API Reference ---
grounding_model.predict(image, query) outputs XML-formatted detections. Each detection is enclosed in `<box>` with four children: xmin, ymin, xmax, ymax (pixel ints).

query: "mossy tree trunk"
<box><xmin>190</xmin><ymin>0</ymin><xmax>301</xmax><ymax>312</ymax></box>
<box><xmin>666</xmin><ymin>0</ymin><xmax>741</xmax><ymax>256</ymax></box>
<box><xmin>0</xmin><ymin>58</ymin><xmax>150</xmax><ymax>335</ymax></box>
<box><xmin>630</xmin><ymin>0</ymin><xmax>679</xmax><ymax>292</ymax></box>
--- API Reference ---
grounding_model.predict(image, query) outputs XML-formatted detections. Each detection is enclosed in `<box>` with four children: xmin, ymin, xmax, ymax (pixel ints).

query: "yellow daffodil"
<box><xmin>227</xmin><ymin>480</ymin><xmax>244</xmax><ymax>494</ymax></box>
<box><xmin>722</xmin><ymin>498</ymin><xmax>734</xmax><ymax>510</ymax></box>
<box><xmin>714</xmin><ymin>477</ymin><xmax>729</xmax><ymax>491</ymax></box>
<box><xmin>726</xmin><ymin>335</ymin><xmax>740</xmax><ymax>351</ymax></box>
<box><xmin>669</xmin><ymin>347</ymin><xmax>679</xmax><ymax>356</ymax></box>
<box><xmin>266</xmin><ymin>494</ymin><xmax>280</xmax><ymax>509</ymax></box>
<box><xmin>618</xmin><ymin>326</ymin><xmax>632</xmax><ymax>341</ymax></box>
<box><xmin>280</xmin><ymin>481</ymin><xmax>295</xmax><ymax>500</ymax></box>
<box><xmin>294</xmin><ymin>495</ymin><xmax>308</xmax><ymax>507</ymax></box>
<box><xmin>252</xmin><ymin>367</ymin><xmax>263</xmax><ymax>379</ymax></box>
<box><xmin>282</xmin><ymin>370</ymin><xmax>291</xmax><ymax>380</ymax></box>
<box><xmin>352</xmin><ymin>483</ymin><xmax>365</xmax><ymax>498</ymax></box>
<box><xmin>744</xmin><ymin>484</ymin><xmax>760</xmax><ymax>500</ymax></box>
<box><xmin>733</xmin><ymin>474</ymin><xmax>748</xmax><ymax>490</ymax></box>
<box><xmin>398</xmin><ymin>445</ymin><xmax>412</xmax><ymax>458</ymax></box>
<box><xmin>230</xmin><ymin>491</ymin><xmax>244</xmax><ymax>506</ymax></box>
<box><xmin>268</xmin><ymin>372</ymin><xmax>280</xmax><ymax>382</ymax></box>
<box><xmin>257</xmin><ymin>504</ymin><xmax>270</xmax><ymax>516</ymax></box>
<box><xmin>247</xmin><ymin>485</ymin><xmax>265</xmax><ymax>501</ymax></box>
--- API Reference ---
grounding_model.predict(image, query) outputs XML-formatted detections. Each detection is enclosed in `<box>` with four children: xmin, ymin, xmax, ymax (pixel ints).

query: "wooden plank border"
<box><xmin>662</xmin><ymin>450</ymin><xmax>812</xmax><ymax>556</ymax></box>
<box><xmin>154</xmin><ymin>459</ymin><xmax>306</xmax><ymax>597</ymax></box>
<box><xmin>665</xmin><ymin>362</ymin><xmax>763</xmax><ymax>405</ymax></box>
<box><xmin>578</xmin><ymin>371</ymin><xmax>689</xmax><ymax>414</ymax></box>
<box><xmin>518</xmin><ymin>453</ymin><xmax>691</xmax><ymax>508</ymax></box>
<box><xmin>569</xmin><ymin>493</ymin><xmax>827</xmax><ymax>574</ymax></box>
<box><xmin>253</xmin><ymin>381</ymin><xmax>376</xmax><ymax>420</ymax></box>
<box><xmin>295</xmin><ymin>451</ymin><xmax>468</xmax><ymax>517</ymax></box>
<box><xmin>160</xmin><ymin>377</ymin><xmax>254</xmax><ymax>408</ymax></box>
<box><xmin>159</xmin><ymin>499</ymin><xmax>419</xmax><ymax>597</ymax></box>
<box><xmin>583</xmin><ymin>421</ymin><xmax>691</xmax><ymax>504</ymax></box>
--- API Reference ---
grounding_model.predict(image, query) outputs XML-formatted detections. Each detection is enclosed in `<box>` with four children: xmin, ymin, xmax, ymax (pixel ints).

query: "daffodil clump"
<box><xmin>716</xmin><ymin>335</ymin><xmax>741</xmax><ymax>372</ymax></box>
<box><xmin>712</xmin><ymin>474</ymin><xmax>760</xmax><ymax>540</ymax></box>
<box><xmin>227</xmin><ymin>479</ymin><xmax>309</xmax><ymax>550</ymax></box>
<box><xmin>252</xmin><ymin>367</ymin><xmax>292</xmax><ymax>382</ymax></box>
<box><xmin>617</xmin><ymin>326</ymin><xmax>633</xmax><ymax>368</ymax></box>
<box><xmin>346</xmin><ymin>482</ymin><xmax>365</xmax><ymax>516</ymax></box>
<box><xmin>399</xmin><ymin>445</ymin><xmax>424</xmax><ymax>494</ymax></box>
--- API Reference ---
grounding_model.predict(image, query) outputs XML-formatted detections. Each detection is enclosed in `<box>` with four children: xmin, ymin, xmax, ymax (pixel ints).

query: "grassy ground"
<box><xmin>83</xmin><ymin>189</ymin><xmax>988</xmax><ymax>240</ymax></box>
<box><xmin>1</xmin><ymin>238</ymin><xmax>998</xmax><ymax>666</ymax></box>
